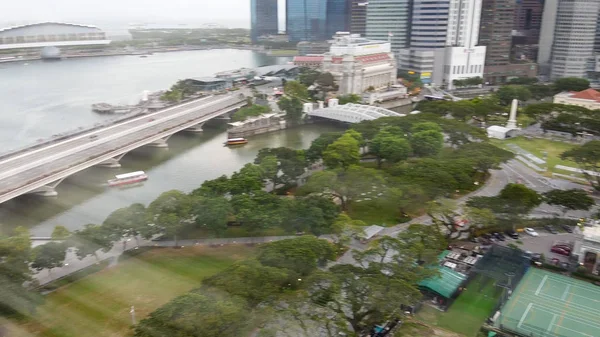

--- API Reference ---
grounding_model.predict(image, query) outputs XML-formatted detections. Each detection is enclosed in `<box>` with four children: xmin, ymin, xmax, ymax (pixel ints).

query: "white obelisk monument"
<box><xmin>506</xmin><ymin>99</ymin><xmax>518</xmax><ymax>129</ymax></box>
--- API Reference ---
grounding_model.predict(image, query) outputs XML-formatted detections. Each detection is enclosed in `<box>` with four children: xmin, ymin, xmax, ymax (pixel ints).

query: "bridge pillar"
<box><xmin>146</xmin><ymin>135</ymin><xmax>171</xmax><ymax>148</ymax></box>
<box><xmin>185</xmin><ymin>122</ymin><xmax>205</xmax><ymax>133</ymax></box>
<box><xmin>95</xmin><ymin>153</ymin><xmax>126</xmax><ymax>168</ymax></box>
<box><xmin>27</xmin><ymin>177</ymin><xmax>66</xmax><ymax>197</ymax></box>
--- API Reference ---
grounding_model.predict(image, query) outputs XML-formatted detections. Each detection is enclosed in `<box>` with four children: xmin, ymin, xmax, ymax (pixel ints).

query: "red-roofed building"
<box><xmin>553</xmin><ymin>88</ymin><xmax>600</xmax><ymax>110</ymax></box>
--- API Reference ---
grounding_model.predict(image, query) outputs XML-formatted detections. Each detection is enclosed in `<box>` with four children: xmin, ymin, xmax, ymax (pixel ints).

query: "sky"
<box><xmin>3</xmin><ymin>0</ymin><xmax>286</xmax><ymax>30</ymax></box>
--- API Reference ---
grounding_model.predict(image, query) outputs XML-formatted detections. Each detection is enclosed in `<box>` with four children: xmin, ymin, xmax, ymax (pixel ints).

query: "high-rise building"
<box><xmin>478</xmin><ymin>0</ymin><xmax>537</xmax><ymax>84</ymax></box>
<box><xmin>250</xmin><ymin>0</ymin><xmax>278</xmax><ymax>43</ymax></box>
<box><xmin>546</xmin><ymin>0</ymin><xmax>600</xmax><ymax>79</ymax></box>
<box><xmin>350</xmin><ymin>0</ymin><xmax>369</xmax><ymax>36</ymax></box>
<box><xmin>512</xmin><ymin>0</ymin><xmax>544</xmax><ymax>62</ymax></box>
<box><xmin>286</xmin><ymin>0</ymin><xmax>327</xmax><ymax>42</ymax></box>
<box><xmin>431</xmin><ymin>0</ymin><xmax>487</xmax><ymax>88</ymax></box>
<box><xmin>326</xmin><ymin>0</ymin><xmax>351</xmax><ymax>38</ymax></box>
<box><xmin>397</xmin><ymin>0</ymin><xmax>450</xmax><ymax>83</ymax></box>
<box><xmin>366</xmin><ymin>0</ymin><xmax>412</xmax><ymax>58</ymax></box>
<box><xmin>537</xmin><ymin>0</ymin><xmax>558</xmax><ymax>74</ymax></box>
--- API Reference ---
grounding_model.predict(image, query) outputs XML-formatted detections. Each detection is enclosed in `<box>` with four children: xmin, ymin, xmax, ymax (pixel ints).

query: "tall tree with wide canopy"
<box><xmin>147</xmin><ymin>190</ymin><xmax>192</xmax><ymax>246</ymax></box>
<box><xmin>561</xmin><ymin>141</ymin><xmax>600</xmax><ymax>191</ymax></box>
<box><xmin>71</xmin><ymin>224</ymin><xmax>114</xmax><ymax>260</ymax></box>
<box><xmin>191</xmin><ymin>196</ymin><xmax>232</xmax><ymax>237</ymax></box>
<box><xmin>323</xmin><ymin>132</ymin><xmax>361</xmax><ymax>170</ymax></box>
<box><xmin>543</xmin><ymin>189</ymin><xmax>595</xmax><ymax>216</ymax></box>
<box><xmin>102</xmin><ymin>203</ymin><xmax>148</xmax><ymax>248</ymax></box>
<box><xmin>31</xmin><ymin>242</ymin><xmax>67</xmax><ymax>275</ymax></box>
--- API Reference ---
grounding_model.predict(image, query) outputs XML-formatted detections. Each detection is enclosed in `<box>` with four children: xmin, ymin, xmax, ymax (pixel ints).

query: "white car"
<box><xmin>524</xmin><ymin>227</ymin><xmax>539</xmax><ymax>237</ymax></box>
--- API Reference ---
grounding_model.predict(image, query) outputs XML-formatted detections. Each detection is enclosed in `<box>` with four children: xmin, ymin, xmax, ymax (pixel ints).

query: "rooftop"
<box><xmin>556</xmin><ymin>88</ymin><xmax>600</xmax><ymax>103</ymax></box>
<box><xmin>583</xmin><ymin>225</ymin><xmax>600</xmax><ymax>243</ymax></box>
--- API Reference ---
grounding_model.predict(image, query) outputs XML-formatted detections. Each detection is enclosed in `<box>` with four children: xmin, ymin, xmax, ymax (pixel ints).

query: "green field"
<box><xmin>417</xmin><ymin>276</ymin><xmax>501</xmax><ymax>337</ymax></box>
<box><xmin>491</xmin><ymin>137</ymin><xmax>578</xmax><ymax>174</ymax></box>
<box><xmin>14</xmin><ymin>245</ymin><xmax>254</xmax><ymax>337</ymax></box>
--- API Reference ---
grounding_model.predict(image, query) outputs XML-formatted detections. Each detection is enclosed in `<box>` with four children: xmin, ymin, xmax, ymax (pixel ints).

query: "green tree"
<box><xmin>232</xmin><ymin>104</ymin><xmax>270</xmax><ymax>121</ymax></box>
<box><xmin>397</xmin><ymin>224</ymin><xmax>447</xmax><ymax>264</ymax></box>
<box><xmin>298</xmin><ymin>68</ymin><xmax>321</xmax><ymax>87</ymax></box>
<box><xmin>31</xmin><ymin>242</ymin><xmax>67</xmax><ymax>275</ymax></box>
<box><xmin>278</xmin><ymin>96</ymin><xmax>304</xmax><ymax>125</ymax></box>
<box><xmin>554</xmin><ymin>77</ymin><xmax>590</xmax><ymax>92</ymax></box>
<box><xmin>102</xmin><ymin>203</ymin><xmax>147</xmax><ymax>248</ymax></box>
<box><xmin>51</xmin><ymin>225</ymin><xmax>71</xmax><ymax>241</ymax></box>
<box><xmin>147</xmin><ymin>190</ymin><xmax>192</xmax><ymax>246</ymax></box>
<box><xmin>306</xmin><ymin>132</ymin><xmax>343</xmax><ymax>162</ymax></box>
<box><xmin>134</xmin><ymin>292</ymin><xmax>249</xmax><ymax>337</ymax></box>
<box><xmin>370</xmin><ymin>130</ymin><xmax>412</xmax><ymax>167</ymax></box>
<box><xmin>508</xmin><ymin>77</ymin><xmax>538</xmax><ymax>85</ymax></box>
<box><xmin>71</xmin><ymin>224</ymin><xmax>114</xmax><ymax>260</ymax></box>
<box><xmin>190</xmin><ymin>175</ymin><xmax>230</xmax><ymax>197</ymax></box>
<box><xmin>338</xmin><ymin>94</ymin><xmax>362</xmax><ymax>105</ymax></box>
<box><xmin>543</xmin><ymin>189</ymin><xmax>595</xmax><ymax>216</ymax></box>
<box><xmin>411</xmin><ymin>122</ymin><xmax>443</xmax><ymax>134</ymax></box>
<box><xmin>330</xmin><ymin>213</ymin><xmax>366</xmax><ymax>249</ymax></box>
<box><xmin>427</xmin><ymin>199</ymin><xmax>470</xmax><ymax>239</ymax></box>
<box><xmin>323</xmin><ymin>132</ymin><xmax>360</xmax><ymax>170</ymax></box>
<box><xmin>284</xmin><ymin>81</ymin><xmax>309</xmax><ymax>99</ymax></box>
<box><xmin>192</xmin><ymin>196</ymin><xmax>232</xmax><ymax>237</ymax></box>
<box><xmin>495</xmin><ymin>85</ymin><xmax>532</xmax><ymax>105</ymax></box>
<box><xmin>0</xmin><ymin>227</ymin><xmax>42</xmax><ymax>317</ymax></box>
<box><xmin>410</xmin><ymin>130</ymin><xmax>444</xmax><ymax>157</ymax></box>
<box><xmin>561</xmin><ymin>141</ymin><xmax>600</xmax><ymax>191</ymax></box>
<box><xmin>255</xmin><ymin>147</ymin><xmax>307</xmax><ymax>187</ymax></box>
<box><xmin>230</xmin><ymin>191</ymin><xmax>283</xmax><ymax>233</ymax></box>
<box><xmin>229</xmin><ymin>163</ymin><xmax>264</xmax><ymax>195</ymax></box>
<box><xmin>257</xmin><ymin>236</ymin><xmax>335</xmax><ymax>276</ymax></box>
<box><xmin>316</xmin><ymin>72</ymin><xmax>336</xmax><ymax>89</ymax></box>
<box><xmin>202</xmin><ymin>259</ymin><xmax>289</xmax><ymax>307</ymax></box>
<box><xmin>298</xmin><ymin>166</ymin><xmax>385</xmax><ymax>211</ymax></box>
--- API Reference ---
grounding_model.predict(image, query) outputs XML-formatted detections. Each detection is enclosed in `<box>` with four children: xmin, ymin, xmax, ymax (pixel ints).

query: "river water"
<box><xmin>0</xmin><ymin>50</ymin><xmax>342</xmax><ymax>236</ymax></box>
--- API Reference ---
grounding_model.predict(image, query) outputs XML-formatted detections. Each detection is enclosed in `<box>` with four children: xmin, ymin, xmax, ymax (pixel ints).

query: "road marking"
<box><xmin>535</xmin><ymin>275</ymin><xmax>548</xmax><ymax>295</ymax></box>
<box><xmin>0</xmin><ymin>94</ymin><xmax>215</xmax><ymax>166</ymax></box>
<box><xmin>517</xmin><ymin>302</ymin><xmax>533</xmax><ymax>328</ymax></box>
<box><xmin>503</xmin><ymin>163</ymin><xmax>537</xmax><ymax>188</ymax></box>
<box><xmin>545</xmin><ymin>314</ymin><xmax>558</xmax><ymax>335</ymax></box>
<box><xmin>561</xmin><ymin>284</ymin><xmax>571</xmax><ymax>301</ymax></box>
<box><xmin>0</xmin><ymin>95</ymin><xmax>238</xmax><ymax>181</ymax></box>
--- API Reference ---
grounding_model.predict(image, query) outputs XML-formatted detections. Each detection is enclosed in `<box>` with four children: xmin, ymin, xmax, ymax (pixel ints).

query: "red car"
<box><xmin>551</xmin><ymin>247</ymin><xmax>570</xmax><ymax>256</ymax></box>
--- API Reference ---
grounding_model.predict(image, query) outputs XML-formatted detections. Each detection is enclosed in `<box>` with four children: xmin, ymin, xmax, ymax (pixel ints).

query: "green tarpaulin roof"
<box><xmin>418</xmin><ymin>251</ymin><xmax>467</xmax><ymax>299</ymax></box>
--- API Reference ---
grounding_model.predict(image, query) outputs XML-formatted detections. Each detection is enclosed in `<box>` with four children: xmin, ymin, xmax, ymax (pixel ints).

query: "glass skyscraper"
<box><xmin>251</xmin><ymin>0</ymin><xmax>279</xmax><ymax>43</ymax></box>
<box><xmin>326</xmin><ymin>0</ymin><xmax>351</xmax><ymax>39</ymax></box>
<box><xmin>286</xmin><ymin>0</ymin><xmax>328</xmax><ymax>42</ymax></box>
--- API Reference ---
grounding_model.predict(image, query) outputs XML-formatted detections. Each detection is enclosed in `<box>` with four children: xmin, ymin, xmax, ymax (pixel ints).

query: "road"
<box><xmin>0</xmin><ymin>91</ymin><xmax>247</xmax><ymax>202</ymax></box>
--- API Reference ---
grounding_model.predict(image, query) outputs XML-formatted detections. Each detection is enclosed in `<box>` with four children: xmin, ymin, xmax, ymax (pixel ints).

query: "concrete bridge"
<box><xmin>0</xmin><ymin>92</ymin><xmax>248</xmax><ymax>204</ymax></box>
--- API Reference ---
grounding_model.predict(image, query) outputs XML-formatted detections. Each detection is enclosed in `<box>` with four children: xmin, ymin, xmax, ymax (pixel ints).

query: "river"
<box><xmin>0</xmin><ymin>50</ymin><xmax>342</xmax><ymax>236</ymax></box>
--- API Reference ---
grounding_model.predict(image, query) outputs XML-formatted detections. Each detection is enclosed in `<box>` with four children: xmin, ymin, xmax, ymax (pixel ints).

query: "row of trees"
<box><xmin>135</xmin><ymin>223</ymin><xmax>447</xmax><ymax>337</ymax></box>
<box><xmin>452</xmin><ymin>76</ymin><xmax>483</xmax><ymax>88</ymax></box>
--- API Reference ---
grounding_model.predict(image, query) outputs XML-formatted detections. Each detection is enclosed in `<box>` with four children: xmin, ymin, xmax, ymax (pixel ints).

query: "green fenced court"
<box><xmin>497</xmin><ymin>268</ymin><xmax>600</xmax><ymax>337</ymax></box>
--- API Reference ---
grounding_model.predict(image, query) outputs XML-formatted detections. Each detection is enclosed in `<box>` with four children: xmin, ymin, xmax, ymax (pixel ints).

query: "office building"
<box><xmin>287</xmin><ymin>0</ymin><xmax>327</xmax><ymax>42</ymax></box>
<box><xmin>542</xmin><ymin>0</ymin><xmax>600</xmax><ymax>80</ymax></box>
<box><xmin>326</xmin><ymin>0</ymin><xmax>351</xmax><ymax>38</ymax></box>
<box><xmin>431</xmin><ymin>0</ymin><xmax>487</xmax><ymax>89</ymax></box>
<box><xmin>512</xmin><ymin>0</ymin><xmax>544</xmax><ymax>61</ymax></box>
<box><xmin>366</xmin><ymin>0</ymin><xmax>412</xmax><ymax>58</ymax></box>
<box><xmin>297</xmin><ymin>41</ymin><xmax>332</xmax><ymax>55</ymax></box>
<box><xmin>398</xmin><ymin>0</ymin><xmax>450</xmax><ymax>84</ymax></box>
<box><xmin>250</xmin><ymin>0</ymin><xmax>279</xmax><ymax>43</ymax></box>
<box><xmin>478</xmin><ymin>0</ymin><xmax>537</xmax><ymax>84</ymax></box>
<box><xmin>350</xmin><ymin>0</ymin><xmax>369</xmax><ymax>36</ymax></box>
<box><xmin>292</xmin><ymin>33</ymin><xmax>397</xmax><ymax>95</ymax></box>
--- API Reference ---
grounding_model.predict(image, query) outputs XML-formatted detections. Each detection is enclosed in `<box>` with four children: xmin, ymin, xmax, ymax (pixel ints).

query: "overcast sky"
<box><xmin>4</xmin><ymin>0</ymin><xmax>286</xmax><ymax>29</ymax></box>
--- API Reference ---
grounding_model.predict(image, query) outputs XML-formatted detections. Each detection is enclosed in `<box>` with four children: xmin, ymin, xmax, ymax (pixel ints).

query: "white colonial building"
<box><xmin>574</xmin><ymin>225</ymin><xmax>600</xmax><ymax>275</ymax></box>
<box><xmin>553</xmin><ymin>88</ymin><xmax>600</xmax><ymax>110</ymax></box>
<box><xmin>293</xmin><ymin>32</ymin><xmax>397</xmax><ymax>95</ymax></box>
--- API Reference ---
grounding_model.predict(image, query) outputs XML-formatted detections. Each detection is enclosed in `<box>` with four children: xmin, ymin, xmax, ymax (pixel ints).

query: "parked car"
<box><xmin>492</xmin><ymin>232</ymin><xmax>506</xmax><ymax>241</ymax></box>
<box><xmin>552</xmin><ymin>245</ymin><xmax>572</xmax><ymax>253</ymax></box>
<box><xmin>544</xmin><ymin>225</ymin><xmax>558</xmax><ymax>234</ymax></box>
<box><xmin>551</xmin><ymin>246</ymin><xmax>571</xmax><ymax>256</ymax></box>
<box><xmin>524</xmin><ymin>227</ymin><xmax>539</xmax><ymax>237</ymax></box>
<box><xmin>505</xmin><ymin>230</ymin><xmax>519</xmax><ymax>239</ymax></box>
<box><xmin>561</xmin><ymin>225</ymin><xmax>573</xmax><ymax>233</ymax></box>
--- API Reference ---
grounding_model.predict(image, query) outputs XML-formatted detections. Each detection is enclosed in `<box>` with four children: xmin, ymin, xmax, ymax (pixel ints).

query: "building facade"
<box><xmin>549</xmin><ymin>0</ymin><xmax>600</xmax><ymax>80</ymax></box>
<box><xmin>365</xmin><ymin>0</ymin><xmax>412</xmax><ymax>58</ymax></box>
<box><xmin>553</xmin><ymin>88</ymin><xmax>600</xmax><ymax>109</ymax></box>
<box><xmin>350</xmin><ymin>0</ymin><xmax>369</xmax><ymax>36</ymax></box>
<box><xmin>250</xmin><ymin>0</ymin><xmax>279</xmax><ymax>43</ymax></box>
<box><xmin>431</xmin><ymin>0</ymin><xmax>487</xmax><ymax>89</ymax></box>
<box><xmin>287</xmin><ymin>0</ymin><xmax>327</xmax><ymax>42</ymax></box>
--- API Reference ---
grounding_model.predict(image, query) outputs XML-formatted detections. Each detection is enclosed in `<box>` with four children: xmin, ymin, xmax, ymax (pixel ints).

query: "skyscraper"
<box><xmin>286</xmin><ymin>0</ymin><xmax>327</xmax><ymax>42</ymax></box>
<box><xmin>326</xmin><ymin>0</ymin><xmax>351</xmax><ymax>38</ymax></box>
<box><xmin>366</xmin><ymin>0</ymin><xmax>412</xmax><ymax>57</ymax></box>
<box><xmin>478</xmin><ymin>0</ymin><xmax>537</xmax><ymax>84</ymax></box>
<box><xmin>547</xmin><ymin>0</ymin><xmax>600</xmax><ymax>79</ymax></box>
<box><xmin>350</xmin><ymin>0</ymin><xmax>369</xmax><ymax>36</ymax></box>
<box><xmin>250</xmin><ymin>0</ymin><xmax>278</xmax><ymax>43</ymax></box>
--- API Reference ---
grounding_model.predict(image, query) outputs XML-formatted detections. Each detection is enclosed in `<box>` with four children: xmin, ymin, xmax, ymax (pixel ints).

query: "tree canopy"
<box><xmin>561</xmin><ymin>141</ymin><xmax>600</xmax><ymax>190</ymax></box>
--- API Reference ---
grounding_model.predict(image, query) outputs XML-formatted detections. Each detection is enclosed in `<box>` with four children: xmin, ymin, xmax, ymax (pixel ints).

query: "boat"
<box><xmin>107</xmin><ymin>171</ymin><xmax>148</xmax><ymax>187</ymax></box>
<box><xmin>225</xmin><ymin>137</ymin><xmax>248</xmax><ymax>146</ymax></box>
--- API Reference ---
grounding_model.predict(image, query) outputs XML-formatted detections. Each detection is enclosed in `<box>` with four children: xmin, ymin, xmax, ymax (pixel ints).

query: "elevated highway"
<box><xmin>0</xmin><ymin>92</ymin><xmax>248</xmax><ymax>204</ymax></box>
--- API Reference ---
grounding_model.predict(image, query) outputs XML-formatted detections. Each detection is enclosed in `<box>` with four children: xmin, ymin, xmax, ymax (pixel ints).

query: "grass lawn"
<box><xmin>416</xmin><ymin>277</ymin><xmax>500</xmax><ymax>337</ymax></box>
<box><xmin>14</xmin><ymin>245</ymin><xmax>254</xmax><ymax>337</ymax></box>
<box><xmin>491</xmin><ymin>136</ymin><xmax>578</xmax><ymax>174</ymax></box>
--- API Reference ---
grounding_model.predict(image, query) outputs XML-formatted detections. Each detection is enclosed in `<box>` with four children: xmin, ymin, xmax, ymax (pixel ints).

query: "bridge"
<box><xmin>0</xmin><ymin>22</ymin><xmax>110</xmax><ymax>51</ymax></box>
<box><xmin>305</xmin><ymin>100</ymin><xmax>405</xmax><ymax>123</ymax></box>
<box><xmin>0</xmin><ymin>92</ymin><xmax>248</xmax><ymax>204</ymax></box>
